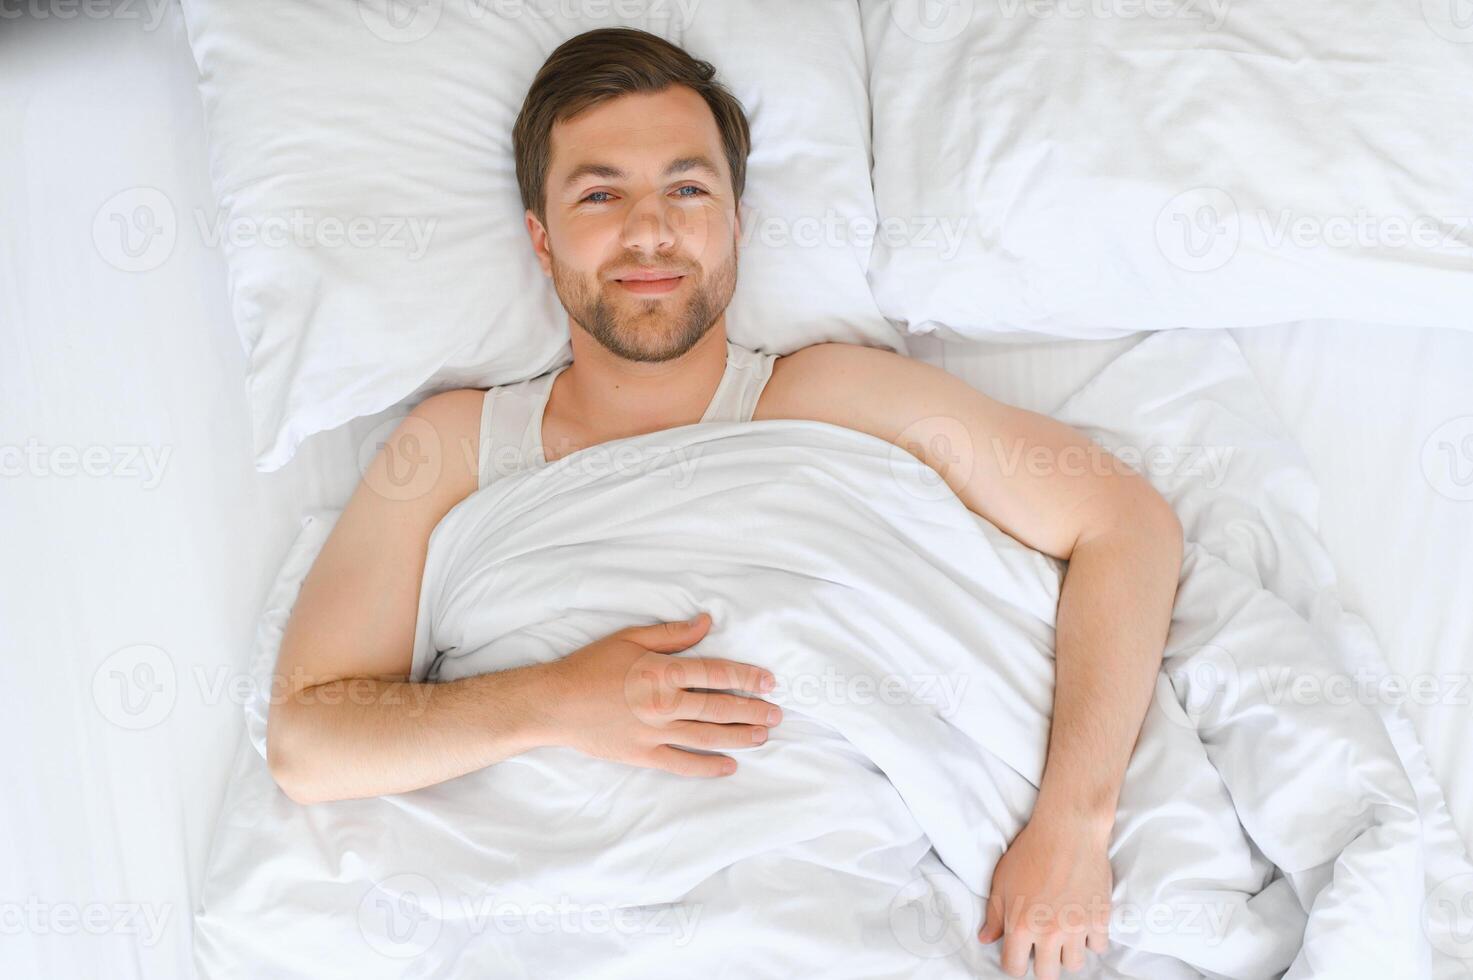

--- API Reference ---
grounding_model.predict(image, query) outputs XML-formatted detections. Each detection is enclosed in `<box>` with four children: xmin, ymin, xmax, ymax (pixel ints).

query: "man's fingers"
<box><xmin>667</xmin><ymin>720</ymin><xmax>769</xmax><ymax>750</ymax></box>
<box><xmin>978</xmin><ymin>894</ymin><xmax>1005</xmax><ymax>944</ymax></box>
<box><xmin>1000</xmin><ymin>929</ymin><xmax>1034</xmax><ymax>978</ymax></box>
<box><xmin>630</xmin><ymin>676</ymin><xmax>779</xmax><ymax>727</ymax></box>
<box><xmin>1032</xmin><ymin>936</ymin><xmax>1063</xmax><ymax>980</ymax></box>
<box><xmin>672</xmin><ymin>656</ymin><xmax>774</xmax><ymax>695</ymax></box>
<box><xmin>643</xmin><ymin>744</ymin><xmax>736</xmax><ymax>778</ymax></box>
<box><xmin>677</xmin><ymin>691</ymin><xmax>780</xmax><ymax>726</ymax></box>
<box><xmin>1061</xmin><ymin>935</ymin><xmax>1087</xmax><ymax>973</ymax></box>
<box><xmin>1085</xmin><ymin>929</ymin><xmax>1109</xmax><ymax>955</ymax></box>
<box><xmin>619</xmin><ymin>616</ymin><xmax>777</xmax><ymax>697</ymax></box>
<box><xmin>621</xmin><ymin>613</ymin><xmax>712</xmax><ymax>653</ymax></box>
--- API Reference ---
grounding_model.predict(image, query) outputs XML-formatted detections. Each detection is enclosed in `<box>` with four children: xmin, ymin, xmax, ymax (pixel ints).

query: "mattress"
<box><xmin>3</xmin><ymin>7</ymin><xmax>1469</xmax><ymax>979</ymax></box>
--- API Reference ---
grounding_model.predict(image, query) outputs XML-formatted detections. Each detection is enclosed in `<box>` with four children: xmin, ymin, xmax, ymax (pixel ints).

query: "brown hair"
<box><xmin>513</xmin><ymin>27</ymin><xmax>751</xmax><ymax>224</ymax></box>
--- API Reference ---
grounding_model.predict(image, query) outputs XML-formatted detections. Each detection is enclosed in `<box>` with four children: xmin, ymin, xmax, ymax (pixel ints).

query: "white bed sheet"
<box><xmin>915</xmin><ymin>326</ymin><xmax>1473</xmax><ymax>856</ymax></box>
<box><xmin>0</xmin><ymin>10</ymin><xmax>378</xmax><ymax>979</ymax></box>
<box><xmin>4</xmin><ymin>7</ymin><xmax>1468</xmax><ymax>979</ymax></box>
<box><xmin>1231</xmin><ymin>323</ymin><xmax>1473</xmax><ymax>853</ymax></box>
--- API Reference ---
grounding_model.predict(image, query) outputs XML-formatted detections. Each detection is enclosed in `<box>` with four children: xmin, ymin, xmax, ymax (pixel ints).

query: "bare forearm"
<box><xmin>1035</xmin><ymin>503</ymin><xmax>1183</xmax><ymax>829</ymax></box>
<box><xmin>267</xmin><ymin>664</ymin><xmax>555</xmax><ymax>805</ymax></box>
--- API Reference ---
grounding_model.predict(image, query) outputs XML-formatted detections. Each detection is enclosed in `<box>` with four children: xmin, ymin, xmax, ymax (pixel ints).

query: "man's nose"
<box><xmin>620</xmin><ymin>190</ymin><xmax>679</xmax><ymax>255</ymax></box>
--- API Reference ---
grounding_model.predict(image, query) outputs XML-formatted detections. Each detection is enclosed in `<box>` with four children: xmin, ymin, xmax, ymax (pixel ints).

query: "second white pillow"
<box><xmin>863</xmin><ymin>0</ymin><xmax>1473</xmax><ymax>339</ymax></box>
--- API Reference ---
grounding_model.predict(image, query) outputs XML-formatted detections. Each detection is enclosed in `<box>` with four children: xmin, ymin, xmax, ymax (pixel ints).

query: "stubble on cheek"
<box><xmin>546</xmin><ymin>235</ymin><xmax>739</xmax><ymax>363</ymax></box>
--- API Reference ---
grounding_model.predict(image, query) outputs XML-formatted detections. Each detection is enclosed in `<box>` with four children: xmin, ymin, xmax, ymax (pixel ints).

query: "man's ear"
<box><xmin>732</xmin><ymin>202</ymin><xmax>742</xmax><ymax>249</ymax></box>
<box><xmin>525</xmin><ymin>210</ymin><xmax>553</xmax><ymax>277</ymax></box>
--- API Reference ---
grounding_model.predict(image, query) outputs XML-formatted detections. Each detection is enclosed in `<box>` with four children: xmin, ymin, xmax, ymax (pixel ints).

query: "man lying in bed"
<box><xmin>267</xmin><ymin>27</ymin><xmax>1182</xmax><ymax>980</ymax></box>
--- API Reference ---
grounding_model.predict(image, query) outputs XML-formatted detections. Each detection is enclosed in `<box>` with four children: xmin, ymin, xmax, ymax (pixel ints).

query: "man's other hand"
<box><xmin>978</xmin><ymin>815</ymin><xmax>1113</xmax><ymax>978</ymax></box>
<box><xmin>538</xmin><ymin>612</ymin><xmax>782</xmax><ymax>777</ymax></box>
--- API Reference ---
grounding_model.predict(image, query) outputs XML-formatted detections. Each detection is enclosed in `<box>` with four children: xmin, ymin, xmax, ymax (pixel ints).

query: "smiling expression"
<box><xmin>527</xmin><ymin>86</ymin><xmax>741</xmax><ymax>363</ymax></box>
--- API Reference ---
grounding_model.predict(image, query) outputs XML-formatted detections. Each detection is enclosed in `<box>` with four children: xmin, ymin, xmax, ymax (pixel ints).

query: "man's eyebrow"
<box><xmin>561</xmin><ymin>155</ymin><xmax>721</xmax><ymax>189</ymax></box>
<box><xmin>661</xmin><ymin>155</ymin><xmax>721</xmax><ymax>180</ymax></box>
<box><xmin>562</xmin><ymin>162</ymin><xmax>627</xmax><ymax>188</ymax></box>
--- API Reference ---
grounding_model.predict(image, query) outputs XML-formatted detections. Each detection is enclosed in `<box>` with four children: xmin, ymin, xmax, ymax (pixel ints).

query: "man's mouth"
<box><xmin>612</xmin><ymin>268</ymin><xmax>687</xmax><ymax>295</ymax></box>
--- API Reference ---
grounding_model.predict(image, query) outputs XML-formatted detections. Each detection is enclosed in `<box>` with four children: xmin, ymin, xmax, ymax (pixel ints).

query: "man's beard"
<box><xmin>549</xmin><ymin>248</ymin><xmax>738</xmax><ymax>363</ymax></box>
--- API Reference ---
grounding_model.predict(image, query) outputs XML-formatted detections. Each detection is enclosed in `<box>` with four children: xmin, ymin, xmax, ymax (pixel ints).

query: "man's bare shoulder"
<box><xmin>385</xmin><ymin>387</ymin><xmax>487</xmax><ymax>496</ymax></box>
<box><xmin>769</xmin><ymin>340</ymin><xmax>905</xmax><ymax>376</ymax></box>
<box><xmin>414</xmin><ymin>387</ymin><xmax>486</xmax><ymax>426</ymax></box>
<box><xmin>756</xmin><ymin>341</ymin><xmax>958</xmax><ymax>423</ymax></box>
<box><xmin>411</xmin><ymin>387</ymin><xmax>486</xmax><ymax>451</ymax></box>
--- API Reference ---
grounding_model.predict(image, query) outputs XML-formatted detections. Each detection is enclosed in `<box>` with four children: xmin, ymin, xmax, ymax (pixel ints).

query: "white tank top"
<box><xmin>477</xmin><ymin>340</ymin><xmax>778</xmax><ymax>489</ymax></box>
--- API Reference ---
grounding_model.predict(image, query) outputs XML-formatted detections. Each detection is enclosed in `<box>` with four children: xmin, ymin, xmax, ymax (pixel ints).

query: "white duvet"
<box><xmin>197</xmin><ymin>331</ymin><xmax>1472</xmax><ymax>978</ymax></box>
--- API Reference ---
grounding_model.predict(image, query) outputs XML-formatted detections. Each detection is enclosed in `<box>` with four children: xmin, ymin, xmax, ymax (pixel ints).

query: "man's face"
<box><xmin>529</xmin><ymin>85</ymin><xmax>740</xmax><ymax>363</ymax></box>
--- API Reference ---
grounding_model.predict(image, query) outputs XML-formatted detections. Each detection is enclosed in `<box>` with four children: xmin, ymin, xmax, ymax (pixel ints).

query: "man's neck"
<box><xmin>551</xmin><ymin>319</ymin><xmax>730</xmax><ymax>442</ymax></box>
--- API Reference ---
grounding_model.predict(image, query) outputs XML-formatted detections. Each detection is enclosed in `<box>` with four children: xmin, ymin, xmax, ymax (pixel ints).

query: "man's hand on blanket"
<box><xmin>979</xmin><ymin>815</ymin><xmax>1112</xmax><ymax>979</ymax></box>
<box><xmin>538</xmin><ymin>612</ymin><xmax>781</xmax><ymax>778</ymax></box>
<box><xmin>763</xmin><ymin>346</ymin><xmax>1177</xmax><ymax>978</ymax></box>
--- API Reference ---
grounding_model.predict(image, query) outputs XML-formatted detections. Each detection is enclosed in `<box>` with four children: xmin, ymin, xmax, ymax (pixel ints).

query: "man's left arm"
<box><xmin>762</xmin><ymin>344</ymin><xmax>1184</xmax><ymax>979</ymax></box>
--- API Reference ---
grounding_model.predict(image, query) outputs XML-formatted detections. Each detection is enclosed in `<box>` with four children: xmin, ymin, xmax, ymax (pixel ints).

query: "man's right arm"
<box><xmin>267</xmin><ymin>388</ymin><xmax>507</xmax><ymax>803</ymax></box>
<box><xmin>267</xmin><ymin>390</ymin><xmax>779</xmax><ymax>805</ymax></box>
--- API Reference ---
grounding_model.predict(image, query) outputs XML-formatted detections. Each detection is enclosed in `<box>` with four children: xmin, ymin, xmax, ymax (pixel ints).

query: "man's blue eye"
<box><xmin>583</xmin><ymin>191</ymin><xmax>612</xmax><ymax>204</ymax></box>
<box><xmin>674</xmin><ymin>185</ymin><xmax>705</xmax><ymax>198</ymax></box>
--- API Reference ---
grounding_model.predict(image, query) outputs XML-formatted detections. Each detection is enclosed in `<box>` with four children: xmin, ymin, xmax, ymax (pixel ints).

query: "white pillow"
<box><xmin>183</xmin><ymin>0</ymin><xmax>902</xmax><ymax>471</ymax></box>
<box><xmin>862</xmin><ymin>0</ymin><xmax>1473</xmax><ymax>339</ymax></box>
